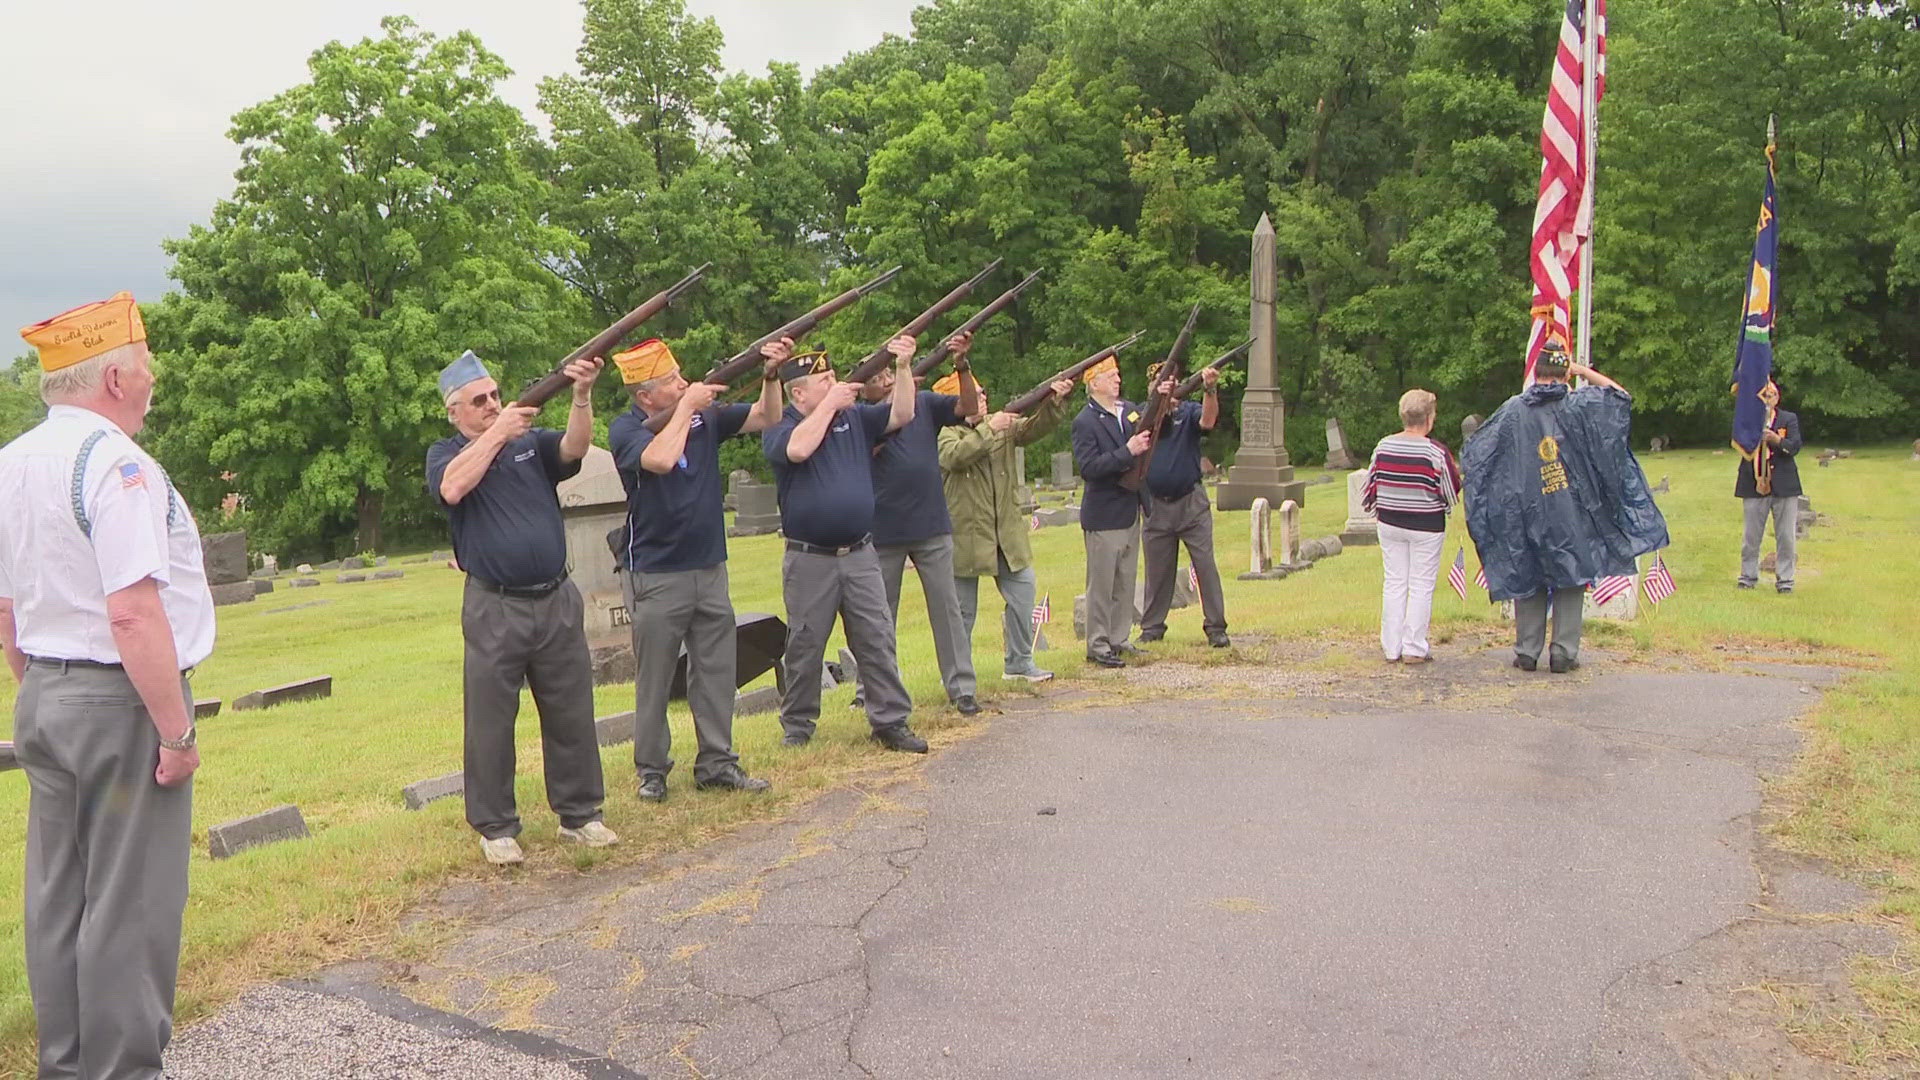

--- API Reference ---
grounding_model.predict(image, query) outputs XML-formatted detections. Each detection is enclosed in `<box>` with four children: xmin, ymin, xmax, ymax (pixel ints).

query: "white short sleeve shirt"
<box><xmin>0</xmin><ymin>405</ymin><xmax>216</xmax><ymax>666</ymax></box>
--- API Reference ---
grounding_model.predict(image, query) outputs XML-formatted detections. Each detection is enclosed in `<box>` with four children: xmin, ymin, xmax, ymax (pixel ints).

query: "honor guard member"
<box><xmin>607</xmin><ymin>336</ymin><xmax>786</xmax><ymax>801</ymax></box>
<box><xmin>934</xmin><ymin>334</ymin><xmax>1076</xmax><ymax>683</ymax></box>
<box><xmin>1138</xmin><ymin>362</ymin><xmax>1230</xmax><ymax>647</ymax></box>
<box><xmin>3</xmin><ymin>293</ymin><xmax>212</xmax><ymax>1079</ymax></box>
<box><xmin>762</xmin><ymin>338</ymin><xmax>926</xmax><ymax>753</ymax></box>
<box><xmin>426</xmin><ymin>350</ymin><xmax>616</xmax><ymax>865</ymax></box>
<box><xmin>1070</xmin><ymin>354</ymin><xmax>1152</xmax><ymax>667</ymax></box>
<box><xmin>1734</xmin><ymin>376</ymin><xmax>1802</xmax><ymax>594</ymax></box>
<box><xmin>857</xmin><ymin>331</ymin><xmax>980</xmax><ymax>716</ymax></box>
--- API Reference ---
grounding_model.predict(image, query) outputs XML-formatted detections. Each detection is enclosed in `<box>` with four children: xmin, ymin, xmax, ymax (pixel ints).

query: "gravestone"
<box><xmin>1585</xmin><ymin>577</ymin><xmax>1639</xmax><ymax>621</ymax></box>
<box><xmin>194</xmin><ymin>699</ymin><xmax>222</xmax><ymax>719</ymax></box>
<box><xmin>288</xmin><ymin>578</ymin><xmax>320</xmax><ymax>589</ymax></box>
<box><xmin>731</xmin><ymin>480</ymin><xmax>782</xmax><ymax>537</ymax></box>
<box><xmin>1461</xmin><ymin>415</ymin><xmax>1484</xmax><ymax>443</ymax></box>
<box><xmin>1014</xmin><ymin>446</ymin><xmax>1037</xmax><ymax>512</ymax></box>
<box><xmin>232</xmin><ymin>676</ymin><xmax>332</xmax><ymax>711</ymax></box>
<box><xmin>1249</xmin><ymin>498</ymin><xmax>1271</xmax><ymax>573</ymax></box>
<box><xmin>1795</xmin><ymin>494</ymin><xmax>1815</xmax><ymax>538</ymax></box>
<box><xmin>402</xmin><ymin>772</ymin><xmax>464</xmax><ymax>811</ymax></box>
<box><xmin>371</xmin><ymin>569</ymin><xmax>404</xmax><ymax>581</ymax></box>
<box><xmin>1034</xmin><ymin>628</ymin><xmax>1051</xmax><ymax>652</ymax></box>
<box><xmin>373</xmin><ymin>556</ymin><xmax>388</xmax><ymax>567</ymax></box>
<box><xmin>725</xmin><ymin>469</ymin><xmax>753</xmax><ymax>512</ymax></box>
<box><xmin>339</xmin><ymin>556</ymin><xmax>366</xmax><ymax>570</ymax></box>
<box><xmin>336</xmin><ymin>573</ymin><xmax>366</xmax><ymax>584</ymax></box>
<box><xmin>837</xmin><ymin>647</ymin><xmax>858</xmax><ymax>693</ymax></box>
<box><xmin>316</xmin><ymin>560</ymin><xmax>342</xmax><ymax>571</ymax></box>
<box><xmin>260</xmin><ymin>554</ymin><xmax>279</xmax><ymax>574</ymax></box>
<box><xmin>209</xmin><ymin>805</ymin><xmax>310</xmax><ymax>859</ymax></box>
<box><xmin>1649</xmin><ymin>436</ymin><xmax>1668</xmax><ymax>453</ymax></box>
<box><xmin>589</xmin><ymin>641</ymin><xmax>636</xmax><ymax>686</ymax></box>
<box><xmin>200</xmin><ymin>531</ymin><xmax>249</xmax><ymax>586</ymax></box>
<box><xmin>1051</xmin><ymin>451</ymin><xmax>1075</xmax><ymax>489</ymax></box>
<box><xmin>1650</xmin><ymin>475</ymin><xmax>1669</xmax><ymax>495</ymax></box>
<box><xmin>1032</xmin><ymin>506</ymin><xmax>1078</xmax><ymax>529</ymax></box>
<box><xmin>1339</xmin><ymin>469</ymin><xmax>1378</xmax><ymax>546</ymax></box>
<box><xmin>1279</xmin><ymin>500</ymin><xmax>1305</xmax><ymax>568</ymax></box>
<box><xmin>1216</xmin><ymin>213</ymin><xmax>1307</xmax><ymax>510</ymax></box>
<box><xmin>252</xmin><ymin>578</ymin><xmax>273</xmax><ymax>595</ymax></box>
<box><xmin>1325</xmin><ymin>418</ymin><xmax>1358</xmax><ymax>469</ymax></box>
<box><xmin>556</xmin><ymin>445</ymin><xmax>631</xmax><ymax>637</ymax></box>
<box><xmin>1911</xmin><ymin>438</ymin><xmax>1920</xmax><ymax>461</ymax></box>
<box><xmin>295</xmin><ymin>564</ymin><xmax>314</xmax><ymax>573</ymax></box>
<box><xmin>594</xmin><ymin>710</ymin><xmax>635</xmax><ymax>747</ymax></box>
<box><xmin>736</xmin><ymin>686</ymin><xmax>781</xmax><ymax>716</ymax></box>
<box><xmin>210</xmin><ymin>582</ymin><xmax>256</xmax><ymax>607</ymax></box>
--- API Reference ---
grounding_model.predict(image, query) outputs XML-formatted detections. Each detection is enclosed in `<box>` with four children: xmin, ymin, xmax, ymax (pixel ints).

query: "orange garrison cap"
<box><xmin>931</xmin><ymin>371</ymin><xmax>981</xmax><ymax>396</ymax></box>
<box><xmin>613</xmin><ymin>338</ymin><xmax>677</xmax><ymax>385</ymax></box>
<box><xmin>20</xmin><ymin>291</ymin><xmax>145</xmax><ymax>372</ymax></box>
<box><xmin>1082</xmin><ymin>355</ymin><xmax>1118</xmax><ymax>385</ymax></box>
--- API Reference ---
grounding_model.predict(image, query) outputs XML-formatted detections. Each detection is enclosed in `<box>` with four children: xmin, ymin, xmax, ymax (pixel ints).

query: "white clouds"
<box><xmin>0</xmin><ymin>0</ymin><xmax>918</xmax><ymax>340</ymax></box>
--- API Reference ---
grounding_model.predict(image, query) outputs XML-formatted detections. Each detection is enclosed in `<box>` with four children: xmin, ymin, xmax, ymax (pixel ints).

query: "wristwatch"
<box><xmin>160</xmin><ymin>725</ymin><xmax>197</xmax><ymax>752</ymax></box>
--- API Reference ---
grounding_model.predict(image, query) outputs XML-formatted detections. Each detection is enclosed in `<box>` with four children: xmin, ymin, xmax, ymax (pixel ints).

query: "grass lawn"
<box><xmin>1</xmin><ymin>445</ymin><xmax>1918</xmax><ymax>1074</ymax></box>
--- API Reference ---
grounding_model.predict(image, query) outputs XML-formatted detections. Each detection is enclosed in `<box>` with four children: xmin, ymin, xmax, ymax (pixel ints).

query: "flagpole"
<box><xmin>1575</xmin><ymin>0</ymin><xmax>1598</xmax><ymax>367</ymax></box>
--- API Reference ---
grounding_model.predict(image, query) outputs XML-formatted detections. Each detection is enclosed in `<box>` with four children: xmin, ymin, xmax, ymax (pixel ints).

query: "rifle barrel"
<box><xmin>912</xmin><ymin>268</ymin><xmax>1043</xmax><ymax>378</ymax></box>
<box><xmin>845</xmin><ymin>260</ymin><xmax>1003</xmax><ymax>385</ymax></box>
<box><xmin>517</xmin><ymin>263</ymin><xmax>711</xmax><ymax>408</ymax></box>
<box><xmin>1004</xmin><ymin>330</ymin><xmax>1146</xmax><ymax>415</ymax></box>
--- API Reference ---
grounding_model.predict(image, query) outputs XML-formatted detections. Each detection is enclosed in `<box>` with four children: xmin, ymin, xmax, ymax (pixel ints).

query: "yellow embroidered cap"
<box><xmin>20</xmin><ymin>292</ymin><xmax>146</xmax><ymax>372</ymax></box>
<box><xmin>613</xmin><ymin>338</ymin><xmax>677</xmax><ymax>385</ymax></box>
<box><xmin>931</xmin><ymin>371</ymin><xmax>983</xmax><ymax>397</ymax></box>
<box><xmin>1082</xmin><ymin>355</ymin><xmax>1118</xmax><ymax>385</ymax></box>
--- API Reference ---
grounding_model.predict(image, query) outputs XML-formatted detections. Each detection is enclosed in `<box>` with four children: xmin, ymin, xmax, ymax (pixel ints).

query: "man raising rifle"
<box><xmin>1137</xmin><ymin>362</ymin><xmax>1229</xmax><ymax>648</ymax></box>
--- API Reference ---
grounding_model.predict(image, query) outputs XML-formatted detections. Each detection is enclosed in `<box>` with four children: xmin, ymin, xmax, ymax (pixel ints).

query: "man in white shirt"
<box><xmin>2</xmin><ymin>292</ymin><xmax>213</xmax><ymax>1080</ymax></box>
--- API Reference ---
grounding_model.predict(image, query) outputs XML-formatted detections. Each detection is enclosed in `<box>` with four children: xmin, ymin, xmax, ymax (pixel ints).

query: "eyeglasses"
<box><xmin>468</xmin><ymin>389</ymin><xmax>502</xmax><ymax>408</ymax></box>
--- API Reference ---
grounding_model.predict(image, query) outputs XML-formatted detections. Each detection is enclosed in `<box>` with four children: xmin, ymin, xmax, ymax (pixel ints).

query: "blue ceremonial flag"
<box><xmin>1731</xmin><ymin>136</ymin><xmax>1779</xmax><ymax>464</ymax></box>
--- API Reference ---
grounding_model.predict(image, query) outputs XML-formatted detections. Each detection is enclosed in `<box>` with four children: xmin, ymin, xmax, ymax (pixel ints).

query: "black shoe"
<box><xmin>850</xmin><ymin>695</ymin><xmax>865</xmax><ymax>710</ymax></box>
<box><xmin>637</xmin><ymin>773</ymin><xmax>667</xmax><ymax>801</ymax></box>
<box><xmin>696</xmin><ymin>764</ymin><xmax>770</xmax><ymax>793</ymax></box>
<box><xmin>1736</xmin><ymin>580</ymin><xmax>1756</xmax><ymax>590</ymax></box>
<box><xmin>871</xmin><ymin>724</ymin><xmax>929</xmax><ymax>754</ymax></box>
<box><xmin>1136</xmin><ymin>630</ymin><xmax>1165</xmax><ymax>643</ymax></box>
<box><xmin>1513</xmin><ymin>655</ymin><xmax>1537</xmax><ymax>672</ymax></box>
<box><xmin>1777</xmin><ymin>584</ymin><xmax>1793</xmax><ymax>594</ymax></box>
<box><xmin>1548</xmin><ymin>653</ymin><xmax>1580</xmax><ymax>674</ymax></box>
<box><xmin>953</xmin><ymin>694</ymin><xmax>982</xmax><ymax>716</ymax></box>
<box><xmin>781</xmin><ymin>733</ymin><xmax>811</xmax><ymax>748</ymax></box>
<box><xmin>1116</xmin><ymin>642</ymin><xmax>1148</xmax><ymax>656</ymax></box>
<box><xmin>1086</xmin><ymin>652</ymin><xmax>1125</xmax><ymax>669</ymax></box>
<box><xmin>1207</xmin><ymin>631</ymin><xmax>1231</xmax><ymax>648</ymax></box>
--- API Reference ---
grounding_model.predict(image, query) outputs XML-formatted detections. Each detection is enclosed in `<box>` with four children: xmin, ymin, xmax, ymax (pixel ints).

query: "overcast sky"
<box><xmin>0</xmin><ymin>0</ymin><xmax>922</xmax><ymax>345</ymax></box>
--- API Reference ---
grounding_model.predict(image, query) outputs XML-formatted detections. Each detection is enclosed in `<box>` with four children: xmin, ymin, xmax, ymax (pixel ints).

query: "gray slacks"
<box><xmin>1082</xmin><ymin>523</ymin><xmax>1140</xmax><ymax>657</ymax></box>
<box><xmin>1141</xmin><ymin>486</ymin><xmax>1228</xmax><ymax>636</ymax></box>
<box><xmin>779</xmin><ymin>545</ymin><xmax>913</xmax><ymax>738</ymax></box>
<box><xmin>956</xmin><ymin>549</ymin><xmax>1041</xmax><ymax>676</ymax></box>
<box><xmin>461</xmin><ymin>578</ymin><xmax>606</xmax><ymax>839</ymax></box>
<box><xmin>1514</xmin><ymin>587</ymin><xmax>1585</xmax><ymax>664</ymax></box>
<box><xmin>1739</xmin><ymin>496</ymin><xmax>1798</xmax><ymax>587</ymax></box>
<box><xmin>875</xmin><ymin>535</ymin><xmax>977</xmax><ymax>702</ymax></box>
<box><xmin>16</xmin><ymin>661</ymin><xmax>192</xmax><ymax>1080</ymax></box>
<box><xmin>627</xmin><ymin>563</ymin><xmax>740</xmax><ymax>783</ymax></box>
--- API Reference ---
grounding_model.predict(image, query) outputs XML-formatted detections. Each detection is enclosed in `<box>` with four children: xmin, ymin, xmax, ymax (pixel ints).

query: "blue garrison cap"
<box><xmin>438</xmin><ymin>350</ymin><xmax>491</xmax><ymax>399</ymax></box>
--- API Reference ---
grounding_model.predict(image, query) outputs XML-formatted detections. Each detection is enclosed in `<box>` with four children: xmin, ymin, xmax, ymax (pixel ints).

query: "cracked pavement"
<box><xmin>167</xmin><ymin>648</ymin><xmax>1897</xmax><ymax>1078</ymax></box>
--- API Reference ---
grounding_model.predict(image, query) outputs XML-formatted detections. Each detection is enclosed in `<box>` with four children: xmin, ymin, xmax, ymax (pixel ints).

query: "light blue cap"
<box><xmin>438</xmin><ymin>350</ymin><xmax>491</xmax><ymax>399</ymax></box>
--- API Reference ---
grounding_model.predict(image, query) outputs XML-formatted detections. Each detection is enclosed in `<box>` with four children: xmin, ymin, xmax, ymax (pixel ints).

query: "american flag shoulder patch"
<box><xmin>118</xmin><ymin>462</ymin><xmax>146</xmax><ymax>489</ymax></box>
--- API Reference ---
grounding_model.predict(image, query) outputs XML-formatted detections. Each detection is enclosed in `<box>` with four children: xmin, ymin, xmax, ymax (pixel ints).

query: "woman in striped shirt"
<box><xmin>1362</xmin><ymin>389</ymin><xmax>1460</xmax><ymax>663</ymax></box>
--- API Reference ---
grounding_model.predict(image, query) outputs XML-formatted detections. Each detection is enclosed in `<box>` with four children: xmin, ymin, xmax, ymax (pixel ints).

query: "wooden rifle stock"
<box><xmin>1171</xmin><ymin>339</ymin><xmax>1252</xmax><ymax>398</ymax></box>
<box><xmin>1002</xmin><ymin>330</ymin><xmax>1146</xmax><ymax>416</ymax></box>
<box><xmin>1119</xmin><ymin>304</ymin><xmax>1202</xmax><ymax>491</ymax></box>
<box><xmin>516</xmin><ymin>264</ymin><xmax>710</xmax><ymax>408</ymax></box>
<box><xmin>843</xmin><ymin>260</ymin><xmax>1002</xmax><ymax>386</ymax></box>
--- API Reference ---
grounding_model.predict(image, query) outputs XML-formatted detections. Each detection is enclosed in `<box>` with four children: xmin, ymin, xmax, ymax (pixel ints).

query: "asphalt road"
<box><xmin>167</xmin><ymin>649</ymin><xmax>1891</xmax><ymax>1079</ymax></box>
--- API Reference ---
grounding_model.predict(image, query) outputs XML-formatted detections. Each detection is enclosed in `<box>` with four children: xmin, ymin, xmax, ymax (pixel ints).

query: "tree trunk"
<box><xmin>354</xmin><ymin>486</ymin><xmax>383</xmax><ymax>554</ymax></box>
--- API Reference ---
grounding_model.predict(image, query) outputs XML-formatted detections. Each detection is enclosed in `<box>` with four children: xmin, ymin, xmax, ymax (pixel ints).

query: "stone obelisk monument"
<box><xmin>1216</xmin><ymin>213</ymin><xmax>1306</xmax><ymax>510</ymax></box>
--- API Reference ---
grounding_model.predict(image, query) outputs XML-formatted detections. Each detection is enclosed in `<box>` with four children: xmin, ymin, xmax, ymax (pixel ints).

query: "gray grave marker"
<box><xmin>371</xmin><ymin>569</ymin><xmax>404</xmax><ymax>581</ymax></box>
<box><xmin>210</xmin><ymin>581</ymin><xmax>256</xmax><ymax>607</ymax></box>
<box><xmin>736</xmin><ymin>686</ymin><xmax>781</xmax><ymax>715</ymax></box>
<box><xmin>595</xmin><ymin>710</ymin><xmax>635</xmax><ymax>747</ymax></box>
<box><xmin>402</xmin><ymin>772</ymin><xmax>465</xmax><ymax>810</ymax></box>
<box><xmin>336</xmin><ymin>573</ymin><xmax>367</xmax><ymax>583</ymax></box>
<box><xmin>209</xmin><ymin>805</ymin><xmax>310</xmax><ymax>859</ymax></box>
<box><xmin>1051</xmin><ymin>451</ymin><xmax>1075</xmax><ymax>488</ymax></box>
<box><xmin>201</xmin><ymin>531</ymin><xmax>249</xmax><ymax>586</ymax></box>
<box><xmin>232</xmin><ymin>676</ymin><xmax>332</xmax><ymax>711</ymax></box>
<box><xmin>194</xmin><ymin>699</ymin><xmax>222</xmax><ymax>719</ymax></box>
<box><xmin>286</xmin><ymin>579</ymin><xmax>321</xmax><ymax>589</ymax></box>
<box><xmin>252</xmin><ymin>578</ymin><xmax>274</xmax><ymax>595</ymax></box>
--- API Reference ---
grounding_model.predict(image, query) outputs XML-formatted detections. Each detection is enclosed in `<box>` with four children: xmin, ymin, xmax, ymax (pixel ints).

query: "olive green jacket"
<box><xmin>937</xmin><ymin>393</ymin><xmax>1071</xmax><ymax>578</ymax></box>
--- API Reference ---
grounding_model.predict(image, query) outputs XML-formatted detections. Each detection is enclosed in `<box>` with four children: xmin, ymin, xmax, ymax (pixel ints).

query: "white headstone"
<box><xmin>1278</xmin><ymin>499</ymin><xmax>1302</xmax><ymax>566</ymax></box>
<box><xmin>1339</xmin><ymin>470</ymin><xmax>1378</xmax><ymax>545</ymax></box>
<box><xmin>1249</xmin><ymin>497</ymin><xmax>1272</xmax><ymax>573</ymax></box>
<box><xmin>555</xmin><ymin>445</ymin><xmax>630</xmax><ymax>636</ymax></box>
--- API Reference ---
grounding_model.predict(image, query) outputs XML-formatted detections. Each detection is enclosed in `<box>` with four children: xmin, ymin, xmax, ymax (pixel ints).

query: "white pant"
<box><xmin>1378</xmin><ymin>523</ymin><xmax>1445</xmax><ymax>660</ymax></box>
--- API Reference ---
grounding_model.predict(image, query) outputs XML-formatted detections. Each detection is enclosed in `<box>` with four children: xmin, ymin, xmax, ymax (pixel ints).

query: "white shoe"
<box><xmin>481</xmin><ymin>836</ymin><xmax>525</xmax><ymax>865</ymax></box>
<box><xmin>1003</xmin><ymin>669</ymin><xmax>1055</xmax><ymax>683</ymax></box>
<box><xmin>558</xmin><ymin>820</ymin><xmax>619</xmax><ymax>847</ymax></box>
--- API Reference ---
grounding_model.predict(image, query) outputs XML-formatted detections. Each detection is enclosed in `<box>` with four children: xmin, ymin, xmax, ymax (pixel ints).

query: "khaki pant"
<box><xmin>1081</xmin><ymin>524</ymin><xmax>1140</xmax><ymax>658</ymax></box>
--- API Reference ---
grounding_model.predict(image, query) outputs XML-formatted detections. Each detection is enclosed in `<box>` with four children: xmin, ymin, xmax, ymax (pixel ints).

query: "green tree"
<box><xmin>147</xmin><ymin>17</ymin><xmax>577</xmax><ymax>556</ymax></box>
<box><xmin>0</xmin><ymin>353</ymin><xmax>44</xmax><ymax>445</ymax></box>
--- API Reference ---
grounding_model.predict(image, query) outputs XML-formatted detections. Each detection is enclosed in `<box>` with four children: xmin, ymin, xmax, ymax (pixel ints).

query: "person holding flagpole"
<box><xmin>1730</xmin><ymin>121</ymin><xmax>1798</xmax><ymax>594</ymax></box>
<box><xmin>1361</xmin><ymin>389</ymin><xmax>1459</xmax><ymax>663</ymax></box>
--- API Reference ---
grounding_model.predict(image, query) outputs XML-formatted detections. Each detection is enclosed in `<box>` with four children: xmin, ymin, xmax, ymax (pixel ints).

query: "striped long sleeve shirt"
<box><xmin>1362</xmin><ymin>434</ymin><xmax>1460</xmax><ymax>533</ymax></box>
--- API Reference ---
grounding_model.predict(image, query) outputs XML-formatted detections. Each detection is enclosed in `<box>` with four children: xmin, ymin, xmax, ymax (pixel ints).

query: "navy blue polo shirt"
<box><xmin>871</xmin><ymin>390</ymin><xmax>965</xmax><ymax>546</ymax></box>
<box><xmin>1145</xmin><ymin>400</ymin><xmax>1207</xmax><ymax>499</ymax></box>
<box><xmin>607</xmin><ymin>403</ymin><xmax>751</xmax><ymax>572</ymax></box>
<box><xmin>763</xmin><ymin>401</ymin><xmax>893</xmax><ymax>547</ymax></box>
<box><xmin>425</xmin><ymin>428</ymin><xmax>581</xmax><ymax>587</ymax></box>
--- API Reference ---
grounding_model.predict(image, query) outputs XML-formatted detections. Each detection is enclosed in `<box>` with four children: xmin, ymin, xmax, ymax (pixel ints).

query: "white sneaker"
<box><xmin>558</xmin><ymin>820</ymin><xmax>619</xmax><ymax>847</ymax></box>
<box><xmin>1003</xmin><ymin>669</ymin><xmax>1055</xmax><ymax>683</ymax></box>
<box><xmin>481</xmin><ymin>836</ymin><xmax>525</xmax><ymax>865</ymax></box>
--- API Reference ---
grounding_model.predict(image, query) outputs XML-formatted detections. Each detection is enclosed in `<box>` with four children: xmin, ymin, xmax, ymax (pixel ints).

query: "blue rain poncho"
<box><xmin>1462</xmin><ymin>383</ymin><xmax>1669</xmax><ymax>602</ymax></box>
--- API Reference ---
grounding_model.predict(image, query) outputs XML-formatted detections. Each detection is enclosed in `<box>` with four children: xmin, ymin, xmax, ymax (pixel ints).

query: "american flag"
<box><xmin>1525</xmin><ymin>0</ymin><xmax>1607</xmax><ymax>381</ymax></box>
<box><xmin>1186</xmin><ymin>565</ymin><xmax>1200</xmax><ymax>595</ymax></box>
<box><xmin>1032</xmin><ymin>593</ymin><xmax>1051</xmax><ymax>630</ymax></box>
<box><xmin>119</xmin><ymin>462</ymin><xmax>146</xmax><ymax>489</ymax></box>
<box><xmin>1447</xmin><ymin>548</ymin><xmax>1469</xmax><ymax>601</ymax></box>
<box><xmin>1029</xmin><ymin>513</ymin><xmax>1040</xmax><ymax>531</ymax></box>
<box><xmin>1643</xmin><ymin>555</ymin><xmax>1677</xmax><ymax>604</ymax></box>
<box><xmin>1590</xmin><ymin>573</ymin><xmax>1633</xmax><ymax>607</ymax></box>
<box><xmin>1474</xmin><ymin>562</ymin><xmax>1488</xmax><ymax>591</ymax></box>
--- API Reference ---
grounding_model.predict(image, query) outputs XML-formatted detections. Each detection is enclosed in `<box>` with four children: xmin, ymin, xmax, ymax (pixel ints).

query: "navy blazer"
<box><xmin>1071</xmin><ymin>399</ymin><xmax>1148</xmax><ymax>531</ymax></box>
<box><xmin>1733</xmin><ymin>408</ymin><xmax>1803</xmax><ymax>499</ymax></box>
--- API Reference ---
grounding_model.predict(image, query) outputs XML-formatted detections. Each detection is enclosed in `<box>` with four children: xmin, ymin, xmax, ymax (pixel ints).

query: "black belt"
<box><xmin>469</xmin><ymin>572</ymin><xmax>569</xmax><ymax>599</ymax></box>
<box><xmin>26</xmin><ymin>656</ymin><xmax>194</xmax><ymax>677</ymax></box>
<box><xmin>785</xmin><ymin>536</ymin><xmax>871</xmax><ymax>557</ymax></box>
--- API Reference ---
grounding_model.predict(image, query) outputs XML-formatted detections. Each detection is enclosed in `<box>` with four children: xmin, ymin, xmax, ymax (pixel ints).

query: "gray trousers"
<box><xmin>1082</xmin><ymin>524</ymin><xmax>1140</xmax><ymax>657</ymax></box>
<box><xmin>1514</xmin><ymin>587</ymin><xmax>1585</xmax><ymax>664</ymax></box>
<box><xmin>1740</xmin><ymin>496</ymin><xmax>1798</xmax><ymax>586</ymax></box>
<box><xmin>779</xmin><ymin>545</ymin><xmax>913</xmax><ymax>738</ymax></box>
<box><xmin>461</xmin><ymin>578</ymin><xmax>605</xmax><ymax>839</ymax></box>
<box><xmin>16</xmin><ymin>661</ymin><xmax>192</xmax><ymax>1080</ymax></box>
<box><xmin>1141</xmin><ymin>486</ymin><xmax>1228</xmax><ymax>636</ymax></box>
<box><xmin>875</xmin><ymin>535</ymin><xmax>977</xmax><ymax>702</ymax></box>
<box><xmin>627</xmin><ymin>564</ymin><xmax>739</xmax><ymax>783</ymax></box>
<box><xmin>956</xmin><ymin>549</ymin><xmax>1040</xmax><ymax>676</ymax></box>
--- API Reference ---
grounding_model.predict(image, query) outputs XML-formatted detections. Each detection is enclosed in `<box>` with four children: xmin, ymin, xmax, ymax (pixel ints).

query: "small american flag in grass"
<box><xmin>1474</xmin><ymin>562</ymin><xmax>1488</xmax><ymax>591</ymax></box>
<box><xmin>1032</xmin><ymin>593</ymin><xmax>1051</xmax><ymax>630</ymax></box>
<box><xmin>1186</xmin><ymin>565</ymin><xmax>1199</xmax><ymax>595</ymax></box>
<box><xmin>1643</xmin><ymin>554</ymin><xmax>1677</xmax><ymax>604</ymax></box>
<box><xmin>1590</xmin><ymin>573</ymin><xmax>1634</xmax><ymax>607</ymax></box>
<box><xmin>1447</xmin><ymin>548</ymin><xmax>1469</xmax><ymax>601</ymax></box>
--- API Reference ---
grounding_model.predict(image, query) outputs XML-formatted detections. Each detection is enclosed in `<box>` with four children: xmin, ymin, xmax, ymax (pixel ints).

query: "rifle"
<box><xmin>644</xmin><ymin>265</ymin><xmax>903</xmax><ymax>432</ymax></box>
<box><xmin>842</xmin><ymin>259</ymin><xmax>1003</xmax><ymax>386</ymax></box>
<box><xmin>911</xmin><ymin>267</ymin><xmax>1043</xmax><ymax>418</ymax></box>
<box><xmin>516</xmin><ymin>264</ymin><xmax>710</xmax><ymax>408</ymax></box>
<box><xmin>1119</xmin><ymin>304</ymin><xmax>1201</xmax><ymax>491</ymax></box>
<box><xmin>1002</xmin><ymin>330</ymin><xmax>1147</xmax><ymax>416</ymax></box>
<box><xmin>1170</xmin><ymin>339</ymin><xmax>1252</xmax><ymax>398</ymax></box>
